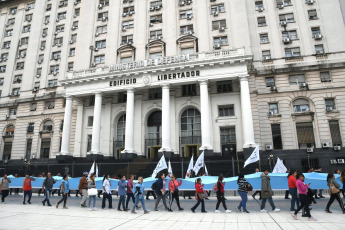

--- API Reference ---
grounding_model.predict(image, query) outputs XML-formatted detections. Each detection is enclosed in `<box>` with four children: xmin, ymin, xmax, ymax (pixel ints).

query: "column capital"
<box><xmin>65</xmin><ymin>94</ymin><xmax>73</xmax><ymax>100</ymax></box>
<box><xmin>126</xmin><ymin>88</ymin><xmax>135</xmax><ymax>93</ymax></box>
<box><xmin>238</xmin><ymin>75</ymin><xmax>250</xmax><ymax>82</ymax></box>
<box><xmin>198</xmin><ymin>80</ymin><xmax>208</xmax><ymax>85</ymax></box>
<box><xmin>95</xmin><ymin>92</ymin><xmax>103</xmax><ymax>97</ymax></box>
<box><xmin>160</xmin><ymin>84</ymin><xmax>170</xmax><ymax>89</ymax></box>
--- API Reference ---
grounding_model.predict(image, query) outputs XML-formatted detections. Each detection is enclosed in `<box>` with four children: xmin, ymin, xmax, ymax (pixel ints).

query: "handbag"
<box><xmin>198</xmin><ymin>192</ymin><xmax>206</xmax><ymax>199</ymax></box>
<box><xmin>88</xmin><ymin>188</ymin><xmax>97</xmax><ymax>196</ymax></box>
<box><xmin>329</xmin><ymin>183</ymin><xmax>340</xmax><ymax>194</ymax></box>
<box><xmin>247</xmin><ymin>183</ymin><xmax>253</xmax><ymax>192</ymax></box>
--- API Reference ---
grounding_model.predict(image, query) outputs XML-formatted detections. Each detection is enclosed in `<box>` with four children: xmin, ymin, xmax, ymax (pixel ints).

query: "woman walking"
<box><xmin>288</xmin><ymin>170</ymin><xmax>300</xmax><ymax>213</ymax></box>
<box><xmin>325</xmin><ymin>173</ymin><xmax>345</xmax><ymax>213</ymax></box>
<box><xmin>154</xmin><ymin>172</ymin><xmax>170</xmax><ymax>211</ymax></box>
<box><xmin>88</xmin><ymin>173</ymin><xmax>97</xmax><ymax>211</ymax></box>
<box><xmin>215</xmin><ymin>174</ymin><xmax>231</xmax><ymax>213</ymax></box>
<box><xmin>1</xmin><ymin>174</ymin><xmax>11</xmax><ymax>204</ymax></box>
<box><xmin>56</xmin><ymin>175</ymin><xmax>69</xmax><ymax>209</ymax></box>
<box><xmin>191</xmin><ymin>178</ymin><xmax>206</xmax><ymax>213</ymax></box>
<box><xmin>169</xmin><ymin>175</ymin><xmax>183</xmax><ymax>211</ymax></box>
<box><xmin>237</xmin><ymin>173</ymin><xmax>250</xmax><ymax>213</ymax></box>
<box><xmin>131</xmin><ymin>177</ymin><xmax>149</xmax><ymax>214</ymax></box>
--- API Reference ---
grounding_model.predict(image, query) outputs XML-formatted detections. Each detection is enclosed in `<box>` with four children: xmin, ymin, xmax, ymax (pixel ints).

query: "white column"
<box><xmin>73</xmin><ymin>101</ymin><xmax>84</xmax><ymax>157</ymax></box>
<box><xmin>159</xmin><ymin>84</ymin><xmax>172</xmax><ymax>152</ymax></box>
<box><xmin>199</xmin><ymin>80</ymin><xmax>213</xmax><ymax>150</ymax></box>
<box><xmin>122</xmin><ymin>89</ymin><xmax>135</xmax><ymax>153</ymax></box>
<box><xmin>90</xmin><ymin>92</ymin><xmax>102</xmax><ymax>155</ymax></box>
<box><xmin>60</xmin><ymin>96</ymin><xmax>73</xmax><ymax>155</ymax></box>
<box><xmin>239</xmin><ymin>75</ymin><xmax>256</xmax><ymax>148</ymax></box>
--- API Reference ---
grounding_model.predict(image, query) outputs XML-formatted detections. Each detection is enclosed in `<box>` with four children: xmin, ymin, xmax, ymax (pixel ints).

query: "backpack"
<box><xmin>213</xmin><ymin>183</ymin><xmax>218</xmax><ymax>192</ymax></box>
<box><xmin>151</xmin><ymin>182</ymin><xmax>157</xmax><ymax>190</ymax></box>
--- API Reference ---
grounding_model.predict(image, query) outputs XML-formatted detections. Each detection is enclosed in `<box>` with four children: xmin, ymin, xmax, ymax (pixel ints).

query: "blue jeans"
<box><xmin>118</xmin><ymin>195</ymin><xmax>126</xmax><ymax>210</ymax></box>
<box><xmin>88</xmin><ymin>195</ymin><xmax>96</xmax><ymax>208</ymax></box>
<box><xmin>260</xmin><ymin>197</ymin><xmax>276</xmax><ymax>210</ymax></box>
<box><xmin>238</xmin><ymin>191</ymin><xmax>248</xmax><ymax>211</ymax></box>
<box><xmin>132</xmin><ymin>195</ymin><xmax>146</xmax><ymax>211</ymax></box>
<box><xmin>289</xmin><ymin>188</ymin><xmax>300</xmax><ymax>211</ymax></box>
<box><xmin>191</xmin><ymin>194</ymin><xmax>205</xmax><ymax>212</ymax></box>
<box><xmin>126</xmin><ymin>193</ymin><xmax>135</xmax><ymax>209</ymax></box>
<box><xmin>42</xmin><ymin>189</ymin><xmax>52</xmax><ymax>205</ymax></box>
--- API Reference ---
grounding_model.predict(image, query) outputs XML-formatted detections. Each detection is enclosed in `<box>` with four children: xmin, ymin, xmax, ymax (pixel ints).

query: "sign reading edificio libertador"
<box><xmin>109</xmin><ymin>70</ymin><xmax>200</xmax><ymax>87</ymax></box>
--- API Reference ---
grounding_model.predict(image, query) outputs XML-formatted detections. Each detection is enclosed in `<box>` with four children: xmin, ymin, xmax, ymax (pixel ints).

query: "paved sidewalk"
<box><xmin>0</xmin><ymin>194</ymin><xmax>344</xmax><ymax>230</ymax></box>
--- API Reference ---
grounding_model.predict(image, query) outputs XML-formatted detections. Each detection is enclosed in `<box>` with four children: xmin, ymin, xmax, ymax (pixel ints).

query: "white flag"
<box><xmin>243</xmin><ymin>145</ymin><xmax>260</xmax><ymax>168</ymax></box>
<box><xmin>272</xmin><ymin>157</ymin><xmax>287</xmax><ymax>173</ymax></box>
<box><xmin>96</xmin><ymin>164</ymin><xmax>99</xmax><ymax>177</ymax></box>
<box><xmin>204</xmin><ymin>164</ymin><xmax>209</xmax><ymax>176</ymax></box>
<box><xmin>168</xmin><ymin>160</ymin><xmax>173</xmax><ymax>175</ymax></box>
<box><xmin>89</xmin><ymin>160</ymin><xmax>95</xmax><ymax>175</ymax></box>
<box><xmin>193</xmin><ymin>152</ymin><xmax>204</xmax><ymax>175</ymax></box>
<box><xmin>186</xmin><ymin>155</ymin><xmax>194</xmax><ymax>176</ymax></box>
<box><xmin>152</xmin><ymin>155</ymin><xmax>168</xmax><ymax>178</ymax></box>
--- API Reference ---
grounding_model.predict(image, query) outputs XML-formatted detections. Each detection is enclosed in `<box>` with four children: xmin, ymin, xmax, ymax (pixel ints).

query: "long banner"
<box><xmin>1</xmin><ymin>172</ymin><xmax>342</xmax><ymax>191</ymax></box>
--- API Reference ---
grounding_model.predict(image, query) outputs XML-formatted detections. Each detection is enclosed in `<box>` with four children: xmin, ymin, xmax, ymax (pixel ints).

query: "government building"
<box><xmin>0</xmin><ymin>0</ymin><xmax>345</xmax><ymax>172</ymax></box>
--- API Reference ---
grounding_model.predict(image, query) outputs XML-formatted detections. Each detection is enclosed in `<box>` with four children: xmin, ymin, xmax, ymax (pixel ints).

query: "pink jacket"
<box><xmin>296</xmin><ymin>179</ymin><xmax>309</xmax><ymax>195</ymax></box>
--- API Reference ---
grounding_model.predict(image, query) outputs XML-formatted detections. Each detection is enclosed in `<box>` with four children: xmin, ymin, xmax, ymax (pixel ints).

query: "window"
<box><xmin>212</xmin><ymin>20</ymin><xmax>226</xmax><ymax>30</ymax></box>
<box><xmin>72</xmin><ymin>21</ymin><xmax>79</xmax><ymax>29</ymax></box>
<box><xmin>98</xmin><ymin>12</ymin><xmax>108</xmax><ymax>21</ymax></box>
<box><xmin>181</xmin><ymin>109</ymin><xmax>201</xmax><ymax>137</ymax></box>
<box><xmin>50</xmin><ymin>65</ymin><xmax>59</xmax><ymax>74</ymax></box>
<box><xmin>325</xmin><ymin>98</ymin><xmax>336</xmax><ymax>110</ymax></box>
<box><xmin>150</xmin><ymin>0</ymin><xmax>162</xmax><ymax>7</ymax></box>
<box><xmin>45</xmin><ymin>15</ymin><xmax>50</xmax><ymax>23</ymax></box>
<box><xmin>120</xmin><ymin>57</ymin><xmax>132</xmax><ymax>63</ymax></box>
<box><xmin>7</xmin><ymin>18</ymin><xmax>15</xmax><ymax>25</ymax></box>
<box><xmin>0</xmin><ymin>66</ymin><xmax>6</xmax><ymax>73</ymax></box>
<box><xmin>220</xmin><ymin>127</ymin><xmax>236</xmax><ymax>144</ymax></box>
<box><xmin>38</xmin><ymin>55</ymin><xmax>44</xmax><ymax>64</ymax></box>
<box><xmin>40</xmin><ymin>41</ymin><xmax>46</xmax><ymax>49</ymax></box>
<box><xmin>19</xmin><ymin>49</ymin><xmax>27</xmax><ymax>57</ymax></box>
<box><xmin>68</xmin><ymin>62</ymin><xmax>74</xmax><ymax>71</ymax></box>
<box><xmin>3</xmin><ymin>41</ymin><xmax>11</xmax><ymax>48</ymax></box>
<box><xmin>118</xmin><ymin>92</ymin><xmax>127</xmax><ymax>103</ymax></box>
<box><xmin>150</xmin><ymin>15</ymin><xmax>163</xmax><ymax>24</ymax></box>
<box><xmin>211</xmin><ymin>4</ymin><xmax>225</xmax><ymax>14</ymax></box>
<box><xmin>218</xmin><ymin>105</ymin><xmax>234</xmax><ymax>117</ymax></box>
<box><xmin>311</xmin><ymin>27</ymin><xmax>321</xmax><ymax>38</ymax></box>
<box><xmin>315</xmin><ymin>45</ymin><xmax>324</xmax><ymax>54</ymax></box>
<box><xmin>255</xmin><ymin>1</ymin><xmax>264</xmax><ymax>10</ymax></box>
<box><xmin>10</xmin><ymin>7</ymin><xmax>17</xmax><ymax>14</ymax></box>
<box><xmin>95</xmin><ymin>40</ymin><xmax>106</xmax><ymax>49</ymax></box>
<box><xmin>54</xmin><ymin>37</ymin><xmax>63</xmax><ymax>46</ymax></box>
<box><xmin>116</xmin><ymin>115</ymin><xmax>126</xmax><ymax>145</ymax></box>
<box><xmin>16</xmin><ymin>62</ymin><xmax>24</xmax><ymax>70</ymax></box>
<box><xmin>46</xmin><ymin>3</ymin><xmax>52</xmax><ymax>11</ymax></box>
<box><xmin>5</xmin><ymin>29</ymin><xmax>13</xmax><ymax>37</ymax></box>
<box><xmin>9</xmin><ymin>108</ymin><xmax>17</xmax><ymax>116</ymax></box>
<box><xmin>94</xmin><ymin>55</ymin><xmax>105</xmax><ymax>64</ymax></box>
<box><xmin>271</xmin><ymin>124</ymin><xmax>283</xmax><ymax>149</ymax></box>
<box><xmin>181</xmin><ymin>47</ymin><xmax>195</xmax><ymax>55</ymax></box>
<box><xmin>329</xmin><ymin>120</ymin><xmax>342</xmax><ymax>146</ymax></box>
<box><xmin>182</xmin><ymin>84</ymin><xmax>197</xmax><ymax>96</ymax></box>
<box><xmin>180</xmin><ymin>9</ymin><xmax>193</xmax><ymax>19</ymax></box>
<box><xmin>308</xmin><ymin>10</ymin><xmax>318</xmax><ymax>20</ymax></box>
<box><xmin>217</xmin><ymin>81</ymin><xmax>232</xmax><ymax>93</ymax></box>
<box><xmin>12</xmin><ymin>88</ymin><xmax>20</xmax><ymax>96</ymax></box>
<box><xmin>0</xmin><ymin>78</ymin><xmax>4</xmax><ymax>85</ymax></box>
<box><xmin>69</xmin><ymin>48</ymin><xmax>75</xmax><ymax>56</ymax></box>
<box><xmin>88</xmin><ymin>116</ymin><xmax>94</xmax><ymax>126</ymax></box>
<box><xmin>3</xmin><ymin>142</ymin><xmax>12</xmax><ymax>160</ymax></box>
<box><xmin>276</xmin><ymin>0</ymin><xmax>291</xmax><ymax>7</ymax></box>
<box><xmin>121</xmin><ymin>35</ymin><xmax>133</xmax><ymax>44</ymax></box>
<box><xmin>13</xmin><ymin>75</ymin><xmax>22</xmax><ymax>83</ymax></box>
<box><xmin>23</xmin><ymin>25</ymin><xmax>31</xmax><ymax>33</ymax></box>
<box><xmin>100</xmin><ymin>0</ymin><xmax>109</xmax><ymax>6</ymax></box>
<box><xmin>52</xmin><ymin>51</ymin><xmax>61</xmax><ymax>60</ymax></box>
<box><xmin>87</xmin><ymin>135</ymin><xmax>92</xmax><ymax>152</ymax></box>
<box><xmin>279</xmin><ymin>13</ymin><xmax>294</xmax><ymax>23</ymax></box>
<box><xmin>149</xmin><ymin>52</ymin><xmax>162</xmax><ymax>59</ymax></box>
<box><xmin>260</xmin><ymin>33</ymin><xmax>269</xmax><ymax>43</ymax></box>
<box><xmin>180</xmin><ymin>25</ymin><xmax>193</xmax><ymax>35</ymax></box>
<box><xmin>34</xmin><ymin>82</ymin><xmax>40</xmax><ymax>90</ymax></box>
<box><xmin>148</xmin><ymin>88</ymin><xmax>162</xmax><ymax>100</ymax></box>
<box><xmin>320</xmin><ymin>71</ymin><xmax>331</xmax><ymax>82</ymax></box>
<box><xmin>26</xmin><ymin>2</ymin><xmax>35</xmax><ymax>10</ymax></box>
<box><xmin>48</xmin><ymin>80</ymin><xmax>58</xmax><ymax>88</ymax></box>
<box><xmin>282</xmin><ymin>30</ymin><xmax>298</xmax><ymax>40</ymax></box>
<box><xmin>214</xmin><ymin>36</ymin><xmax>228</xmax><ymax>46</ymax></box>
<box><xmin>289</xmin><ymin>74</ymin><xmax>305</xmax><ymax>85</ymax></box>
<box><xmin>59</xmin><ymin>0</ymin><xmax>68</xmax><ymax>7</ymax></box>
<box><xmin>25</xmin><ymin>14</ymin><xmax>33</xmax><ymax>22</ymax></box>
<box><xmin>296</xmin><ymin>122</ymin><xmax>315</xmax><ymax>149</ymax></box>
<box><xmin>71</xmin><ymin>34</ymin><xmax>77</xmax><ymax>42</ymax></box>
<box><xmin>122</xmin><ymin>20</ymin><xmax>134</xmax><ymax>29</ymax></box>
<box><xmin>96</xmin><ymin>25</ymin><xmax>107</xmax><ymax>34</ymax></box>
<box><xmin>56</xmin><ymin>25</ymin><xmax>65</xmax><ymax>33</ymax></box>
<box><xmin>266</xmin><ymin>77</ymin><xmax>275</xmax><ymax>87</ymax></box>
<box><xmin>40</xmin><ymin>139</ymin><xmax>51</xmax><ymax>159</ymax></box>
<box><xmin>285</xmin><ymin>47</ymin><xmax>301</xmax><ymax>58</ymax></box>
<box><xmin>45</xmin><ymin>101</ymin><xmax>55</xmax><ymax>109</ymax></box>
<box><xmin>293</xmin><ymin>99</ymin><xmax>310</xmax><ymax>113</ymax></box>
<box><xmin>1</xmin><ymin>53</ymin><xmax>8</xmax><ymax>60</ymax></box>
<box><xmin>258</xmin><ymin>17</ymin><xmax>266</xmax><ymax>26</ymax></box>
<box><xmin>57</xmin><ymin>12</ymin><xmax>67</xmax><ymax>20</ymax></box>
<box><xmin>42</xmin><ymin>28</ymin><xmax>48</xmax><ymax>37</ymax></box>
<box><xmin>74</xmin><ymin>8</ymin><xmax>80</xmax><ymax>16</ymax></box>
<box><xmin>262</xmin><ymin>50</ymin><xmax>271</xmax><ymax>59</ymax></box>
<box><xmin>269</xmin><ymin>103</ymin><xmax>279</xmax><ymax>114</ymax></box>
<box><xmin>25</xmin><ymin>139</ymin><xmax>32</xmax><ymax>160</ymax></box>
<box><xmin>123</xmin><ymin>6</ymin><xmax>135</xmax><ymax>14</ymax></box>
<box><xmin>89</xmin><ymin>95</ymin><xmax>95</xmax><ymax>106</ymax></box>
<box><xmin>30</xmin><ymin>103</ymin><xmax>37</xmax><ymax>111</ymax></box>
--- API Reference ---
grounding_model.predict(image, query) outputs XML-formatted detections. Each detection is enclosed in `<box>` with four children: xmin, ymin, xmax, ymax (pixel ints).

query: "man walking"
<box><xmin>78</xmin><ymin>172</ymin><xmax>88</xmax><ymax>207</ymax></box>
<box><xmin>23</xmin><ymin>173</ymin><xmax>35</xmax><ymax>205</ymax></box>
<box><xmin>117</xmin><ymin>175</ymin><xmax>128</xmax><ymax>211</ymax></box>
<box><xmin>126</xmin><ymin>174</ymin><xmax>135</xmax><ymax>209</ymax></box>
<box><xmin>1</xmin><ymin>174</ymin><xmax>11</xmax><ymax>204</ymax></box>
<box><xmin>260</xmin><ymin>169</ymin><xmax>280</xmax><ymax>212</ymax></box>
<box><xmin>42</xmin><ymin>172</ymin><xmax>56</xmax><ymax>206</ymax></box>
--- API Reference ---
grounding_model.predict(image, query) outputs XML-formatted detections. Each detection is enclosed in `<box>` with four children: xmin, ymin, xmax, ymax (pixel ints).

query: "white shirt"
<box><xmin>103</xmin><ymin>179</ymin><xmax>111</xmax><ymax>194</ymax></box>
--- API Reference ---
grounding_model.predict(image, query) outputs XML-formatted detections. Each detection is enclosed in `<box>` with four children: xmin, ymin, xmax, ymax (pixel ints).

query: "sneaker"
<box><xmin>47</xmin><ymin>204</ymin><xmax>52</xmax><ymax>207</ymax></box>
<box><xmin>260</xmin><ymin>209</ymin><xmax>267</xmax><ymax>213</ymax></box>
<box><xmin>42</xmin><ymin>201</ymin><xmax>45</xmax><ymax>206</ymax></box>
<box><xmin>191</xmin><ymin>209</ymin><xmax>195</xmax><ymax>213</ymax></box>
<box><xmin>324</xmin><ymin>209</ymin><xmax>332</xmax><ymax>213</ymax></box>
<box><xmin>201</xmin><ymin>211</ymin><xmax>207</xmax><ymax>213</ymax></box>
<box><xmin>179</xmin><ymin>208</ymin><xmax>184</xmax><ymax>211</ymax></box>
<box><xmin>308</xmin><ymin>217</ymin><xmax>317</xmax><ymax>221</ymax></box>
<box><xmin>302</xmin><ymin>214</ymin><xmax>309</xmax><ymax>217</ymax></box>
<box><xmin>144</xmin><ymin>210</ymin><xmax>149</xmax><ymax>214</ymax></box>
<box><xmin>252</xmin><ymin>195</ymin><xmax>256</xmax><ymax>199</ymax></box>
<box><xmin>123</xmin><ymin>208</ymin><xmax>129</xmax><ymax>212</ymax></box>
<box><xmin>56</xmin><ymin>203</ymin><xmax>59</xmax><ymax>208</ymax></box>
<box><xmin>23</xmin><ymin>202</ymin><xmax>26</xmax><ymax>205</ymax></box>
<box><xmin>215</xmin><ymin>210</ymin><xmax>221</xmax><ymax>213</ymax></box>
<box><xmin>168</xmin><ymin>209</ymin><xmax>173</xmax><ymax>212</ymax></box>
<box><xmin>88</xmin><ymin>208</ymin><xmax>93</xmax><ymax>211</ymax></box>
<box><xmin>290</xmin><ymin>211</ymin><xmax>295</xmax><ymax>214</ymax></box>
<box><xmin>28</xmin><ymin>201</ymin><xmax>31</xmax><ymax>204</ymax></box>
<box><xmin>117</xmin><ymin>209</ymin><xmax>122</xmax><ymax>211</ymax></box>
<box><xmin>92</xmin><ymin>208</ymin><xmax>97</xmax><ymax>211</ymax></box>
<box><xmin>273</xmin><ymin>208</ymin><xmax>280</xmax><ymax>212</ymax></box>
<box><xmin>63</xmin><ymin>206</ymin><xmax>68</xmax><ymax>209</ymax></box>
<box><xmin>81</xmin><ymin>204</ymin><xmax>86</xmax><ymax>208</ymax></box>
<box><xmin>243</xmin><ymin>210</ymin><xmax>250</xmax><ymax>213</ymax></box>
<box><xmin>237</xmin><ymin>207</ymin><xmax>241</xmax><ymax>212</ymax></box>
<box><xmin>131</xmin><ymin>210</ymin><xmax>136</xmax><ymax>214</ymax></box>
<box><xmin>291</xmin><ymin>214</ymin><xmax>298</xmax><ymax>220</ymax></box>
<box><xmin>319</xmin><ymin>196</ymin><xmax>325</xmax><ymax>198</ymax></box>
<box><xmin>225</xmin><ymin>210</ymin><xmax>231</xmax><ymax>213</ymax></box>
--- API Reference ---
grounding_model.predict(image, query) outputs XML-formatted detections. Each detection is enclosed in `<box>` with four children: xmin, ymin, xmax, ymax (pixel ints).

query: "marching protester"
<box><xmin>191</xmin><ymin>178</ymin><xmax>206</xmax><ymax>213</ymax></box>
<box><xmin>88</xmin><ymin>173</ymin><xmax>97</xmax><ymax>211</ymax></box>
<box><xmin>131</xmin><ymin>177</ymin><xmax>149</xmax><ymax>214</ymax></box>
<box><xmin>102</xmin><ymin>174</ymin><xmax>113</xmax><ymax>209</ymax></box>
<box><xmin>291</xmin><ymin>174</ymin><xmax>316</xmax><ymax>221</ymax></box>
<box><xmin>215</xmin><ymin>174</ymin><xmax>231</xmax><ymax>213</ymax></box>
<box><xmin>169</xmin><ymin>175</ymin><xmax>183</xmax><ymax>211</ymax></box>
<box><xmin>126</xmin><ymin>174</ymin><xmax>135</xmax><ymax>210</ymax></box>
<box><xmin>78</xmin><ymin>172</ymin><xmax>89</xmax><ymax>207</ymax></box>
<box><xmin>260</xmin><ymin>169</ymin><xmax>280</xmax><ymax>212</ymax></box>
<box><xmin>52</xmin><ymin>173</ymin><xmax>61</xmax><ymax>196</ymax></box>
<box><xmin>1</xmin><ymin>174</ymin><xmax>11</xmax><ymax>204</ymax></box>
<box><xmin>23</xmin><ymin>173</ymin><xmax>35</xmax><ymax>205</ymax></box>
<box><xmin>56</xmin><ymin>175</ymin><xmax>69</xmax><ymax>209</ymax></box>
<box><xmin>42</xmin><ymin>172</ymin><xmax>56</xmax><ymax>206</ymax></box>
<box><xmin>325</xmin><ymin>173</ymin><xmax>345</xmax><ymax>214</ymax></box>
<box><xmin>237</xmin><ymin>173</ymin><xmax>250</xmax><ymax>213</ymax></box>
<box><xmin>288</xmin><ymin>170</ymin><xmax>299</xmax><ymax>213</ymax></box>
<box><xmin>252</xmin><ymin>168</ymin><xmax>262</xmax><ymax>200</ymax></box>
<box><xmin>154</xmin><ymin>172</ymin><xmax>171</xmax><ymax>211</ymax></box>
<box><xmin>117</xmin><ymin>175</ymin><xmax>128</xmax><ymax>211</ymax></box>
<box><xmin>340</xmin><ymin>169</ymin><xmax>345</xmax><ymax>198</ymax></box>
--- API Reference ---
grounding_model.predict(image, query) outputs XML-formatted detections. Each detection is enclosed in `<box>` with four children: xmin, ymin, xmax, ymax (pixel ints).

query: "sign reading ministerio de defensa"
<box><xmin>109</xmin><ymin>70</ymin><xmax>200</xmax><ymax>87</ymax></box>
